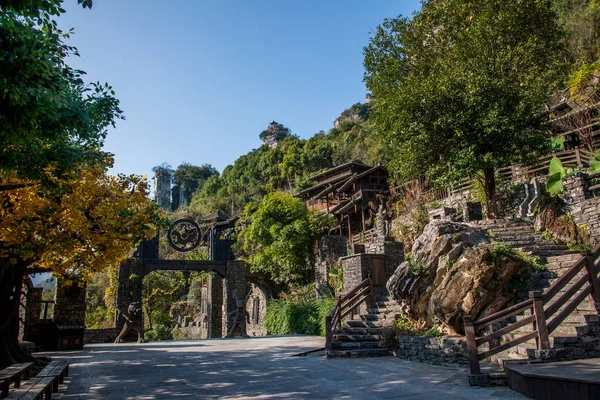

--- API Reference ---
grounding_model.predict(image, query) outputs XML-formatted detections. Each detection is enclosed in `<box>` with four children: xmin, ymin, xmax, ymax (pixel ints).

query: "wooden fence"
<box><xmin>464</xmin><ymin>243</ymin><xmax>600</xmax><ymax>375</ymax></box>
<box><xmin>396</xmin><ymin>147</ymin><xmax>597</xmax><ymax>203</ymax></box>
<box><xmin>325</xmin><ymin>278</ymin><xmax>374</xmax><ymax>351</ymax></box>
<box><xmin>347</xmin><ymin>228</ymin><xmax>377</xmax><ymax>245</ymax></box>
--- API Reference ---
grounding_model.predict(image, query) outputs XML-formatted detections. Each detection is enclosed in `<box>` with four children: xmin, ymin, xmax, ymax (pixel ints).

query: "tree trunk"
<box><xmin>0</xmin><ymin>265</ymin><xmax>35</xmax><ymax>369</ymax></box>
<box><xmin>483</xmin><ymin>168</ymin><xmax>498</xmax><ymax>219</ymax></box>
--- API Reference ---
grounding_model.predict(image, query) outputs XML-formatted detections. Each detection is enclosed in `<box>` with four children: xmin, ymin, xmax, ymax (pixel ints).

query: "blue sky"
<box><xmin>59</xmin><ymin>0</ymin><xmax>421</xmax><ymax>182</ymax></box>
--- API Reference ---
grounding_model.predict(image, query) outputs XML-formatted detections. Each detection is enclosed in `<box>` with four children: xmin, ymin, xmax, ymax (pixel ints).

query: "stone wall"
<box><xmin>315</xmin><ymin>236</ymin><xmax>348</xmax><ymax>297</ymax></box>
<box><xmin>197</xmin><ymin>275</ymin><xmax>224</xmax><ymax>339</ymax></box>
<box><xmin>53</xmin><ymin>280</ymin><xmax>86</xmax><ymax>326</ymax></box>
<box><xmin>564</xmin><ymin>173</ymin><xmax>600</xmax><ymax>243</ymax></box>
<box><xmin>496</xmin><ymin>181</ymin><xmax>527</xmax><ymax>219</ymax></box>
<box><xmin>115</xmin><ymin>259</ymin><xmax>144</xmax><ymax>330</ymax></box>
<box><xmin>222</xmin><ymin>260</ymin><xmax>249</xmax><ymax>337</ymax></box>
<box><xmin>173</xmin><ymin>325</ymin><xmax>203</xmax><ymax>339</ymax></box>
<box><xmin>245</xmin><ymin>283</ymin><xmax>267</xmax><ymax>337</ymax></box>
<box><xmin>22</xmin><ymin>286</ymin><xmax>43</xmax><ymax>342</ymax></box>
<box><xmin>84</xmin><ymin>328</ymin><xmax>121</xmax><ymax>344</ymax></box>
<box><xmin>393</xmin><ymin>336</ymin><xmax>469</xmax><ymax>366</ymax></box>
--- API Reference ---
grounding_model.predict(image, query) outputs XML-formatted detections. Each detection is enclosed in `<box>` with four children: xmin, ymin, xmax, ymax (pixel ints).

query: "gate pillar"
<box><xmin>222</xmin><ymin>260</ymin><xmax>249</xmax><ymax>337</ymax></box>
<box><xmin>115</xmin><ymin>259</ymin><xmax>144</xmax><ymax>331</ymax></box>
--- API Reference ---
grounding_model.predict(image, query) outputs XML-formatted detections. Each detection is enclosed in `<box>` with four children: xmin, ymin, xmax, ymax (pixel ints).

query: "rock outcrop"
<box><xmin>387</xmin><ymin>220</ymin><xmax>528</xmax><ymax>334</ymax></box>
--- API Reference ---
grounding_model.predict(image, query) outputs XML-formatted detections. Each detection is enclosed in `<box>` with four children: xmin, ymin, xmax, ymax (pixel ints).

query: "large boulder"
<box><xmin>387</xmin><ymin>220</ymin><xmax>527</xmax><ymax>334</ymax></box>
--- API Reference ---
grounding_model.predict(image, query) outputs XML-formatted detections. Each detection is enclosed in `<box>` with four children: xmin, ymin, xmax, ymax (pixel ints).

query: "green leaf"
<box><xmin>548</xmin><ymin>157</ymin><xmax>566</xmax><ymax>177</ymax></box>
<box><xmin>590</xmin><ymin>161</ymin><xmax>600</xmax><ymax>173</ymax></box>
<box><xmin>546</xmin><ymin>173</ymin><xmax>564</xmax><ymax>196</ymax></box>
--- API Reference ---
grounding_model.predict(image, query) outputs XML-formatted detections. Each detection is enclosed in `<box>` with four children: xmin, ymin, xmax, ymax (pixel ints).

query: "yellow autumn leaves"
<box><xmin>0</xmin><ymin>167</ymin><xmax>167</xmax><ymax>280</ymax></box>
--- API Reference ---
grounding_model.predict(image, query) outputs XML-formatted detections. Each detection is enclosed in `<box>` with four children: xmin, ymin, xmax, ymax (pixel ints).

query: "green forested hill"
<box><xmin>188</xmin><ymin>102</ymin><xmax>383</xmax><ymax>217</ymax></box>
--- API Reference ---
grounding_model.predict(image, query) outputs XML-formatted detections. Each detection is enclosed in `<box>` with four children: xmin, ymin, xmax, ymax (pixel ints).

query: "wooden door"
<box><xmin>371</xmin><ymin>258</ymin><xmax>385</xmax><ymax>287</ymax></box>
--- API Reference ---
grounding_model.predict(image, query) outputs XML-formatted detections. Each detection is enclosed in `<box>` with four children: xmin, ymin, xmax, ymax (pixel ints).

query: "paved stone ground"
<box><xmin>36</xmin><ymin>336</ymin><xmax>526</xmax><ymax>399</ymax></box>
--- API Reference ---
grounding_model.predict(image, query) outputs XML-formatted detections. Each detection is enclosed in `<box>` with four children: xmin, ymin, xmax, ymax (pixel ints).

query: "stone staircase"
<box><xmin>471</xmin><ymin>219</ymin><xmax>599</xmax><ymax>365</ymax></box>
<box><xmin>327</xmin><ymin>289</ymin><xmax>398</xmax><ymax>358</ymax></box>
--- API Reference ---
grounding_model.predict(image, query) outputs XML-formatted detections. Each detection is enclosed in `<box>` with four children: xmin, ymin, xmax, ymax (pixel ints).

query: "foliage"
<box><xmin>259</xmin><ymin>121</ymin><xmax>291</xmax><ymax>142</ymax></box>
<box><xmin>0</xmin><ymin>168</ymin><xmax>167</xmax><ymax>278</ymax></box>
<box><xmin>490</xmin><ymin>243</ymin><xmax>546</xmax><ymax>271</ymax></box>
<box><xmin>189</xmin><ymin>112</ymin><xmax>379</xmax><ymax>216</ymax></box>
<box><xmin>567</xmin><ymin>242</ymin><xmax>593</xmax><ymax>251</ymax></box>
<box><xmin>390</xmin><ymin>180</ymin><xmax>430</xmax><ymax>251</ymax></box>
<box><xmin>364</xmin><ymin>0</ymin><xmax>565</xmax><ymax>217</ymax></box>
<box><xmin>546</xmin><ymin>157</ymin><xmax>578</xmax><ymax>195</ymax></box>
<box><xmin>590</xmin><ymin>152</ymin><xmax>600</xmax><ymax>173</ymax></box>
<box><xmin>85</xmin><ymin>267</ymin><xmax>117</xmax><ymax>329</ymax></box>
<box><xmin>552</xmin><ymin>0</ymin><xmax>600</xmax><ymax>65</ymax></box>
<box><xmin>235</xmin><ymin>192</ymin><xmax>320</xmax><ymax>286</ymax></box>
<box><xmin>172</xmin><ymin>163</ymin><xmax>218</xmax><ymax>204</ymax></box>
<box><xmin>380</xmin><ymin>314</ymin><xmax>444</xmax><ymax>347</ymax></box>
<box><xmin>0</xmin><ymin>0</ymin><xmax>123</xmax><ymax>189</ymax></box>
<box><xmin>142</xmin><ymin>271</ymin><xmax>186</xmax><ymax>341</ymax></box>
<box><xmin>327</xmin><ymin>267</ymin><xmax>343</xmax><ymax>293</ymax></box>
<box><xmin>264</xmin><ymin>294</ymin><xmax>334</xmax><ymax>336</ymax></box>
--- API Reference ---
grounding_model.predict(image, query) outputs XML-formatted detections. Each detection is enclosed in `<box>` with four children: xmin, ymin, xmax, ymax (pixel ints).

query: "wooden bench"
<box><xmin>0</xmin><ymin>363</ymin><xmax>32</xmax><ymax>398</ymax></box>
<box><xmin>5</xmin><ymin>377</ymin><xmax>54</xmax><ymax>400</ymax></box>
<box><xmin>35</xmin><ymin>361</ymin><xmax>69</xmax><ymax>393</ymax></box>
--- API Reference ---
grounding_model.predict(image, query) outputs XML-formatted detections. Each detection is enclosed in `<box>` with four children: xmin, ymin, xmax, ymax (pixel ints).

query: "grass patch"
<box><xmin>490</xmin><ymin>243</ymin><xmax>546</xmax><ymax>271</ymax></box>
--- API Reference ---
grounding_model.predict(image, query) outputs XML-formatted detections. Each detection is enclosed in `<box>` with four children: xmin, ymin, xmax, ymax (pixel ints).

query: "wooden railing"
<box><xmin>416</xmin><ymin>147</ymin><xmax>597</xmax><ymax>202</ymax></box>
<box><xmin>325</xmin><ymin>278</ymin><xmax>374</xmax><ymax>351</ymax></box>
<box><xmin>498</xmin><ymin>147</ymin><xmax>596</xmax><ymax>182</ymax></box>
<box><xmin>347</xmin><ymin>228</ymin><xmax>377</xmax><ymax>245</ymax></box>
<box><xmin>464</xmin><ymin>243</ymin><xmax>600</xmax><ymax>375</ymax></box>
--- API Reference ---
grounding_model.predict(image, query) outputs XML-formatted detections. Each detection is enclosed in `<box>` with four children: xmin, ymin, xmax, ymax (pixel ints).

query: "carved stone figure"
<box><xmin>376</xmin><ymin>203</ymin><xmax>388</xmax><ymax>237</ymax></box>
<box><xmin>115</xmin><ymin>302</ymin><xmax>144</xmax><ymax>343</ymax></box>
<box><xmin>226</xmin><ymin>300</ymin><xmax>249</xmax><ymax>338</ymax></box>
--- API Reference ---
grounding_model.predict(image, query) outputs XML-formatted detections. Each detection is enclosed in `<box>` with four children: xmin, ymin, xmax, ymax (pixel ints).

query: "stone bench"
<box><xmin>35</xmin><ymin>361</ymin><xmax>69</xmax><ymax>393</ymax></box>
<box><xmin>0</xmin><ymin>363</ymin><xmax>32</xmax><ymax>398</ymax></box>
<box><xmin>5</xmin><ymin>377</ymin><xmax>54</xmax><ymax>400</ymax></box>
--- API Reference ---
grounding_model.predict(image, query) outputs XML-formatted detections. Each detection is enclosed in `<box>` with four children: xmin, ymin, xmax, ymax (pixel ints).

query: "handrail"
<box><xmin>348</xmin><ymin>228</ymin><xmax>377</xmax><ymax>245</ymax></box>
<box><xmin>418</xmin><ymin>147</ymin><xmax>597</xmax><ymax>201</ymax></box>
<box><xmin>465</xmin><ymin>243</ymin><xmax>600</xmax><ymax>375</ymax></box>
<box><xmin>325</xmin><ymin>278</ymin><xmax>373</xmax><ymax>351</ymax></box>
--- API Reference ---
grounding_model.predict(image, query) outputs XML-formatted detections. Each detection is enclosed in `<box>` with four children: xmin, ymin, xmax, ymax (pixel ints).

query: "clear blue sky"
<box><xmin>59</xmin><ymin>0</ymin><xmax>421</xmax><ymax>182</ymax></box>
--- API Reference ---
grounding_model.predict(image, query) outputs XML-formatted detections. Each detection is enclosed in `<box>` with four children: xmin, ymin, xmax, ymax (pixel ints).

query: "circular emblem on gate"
<box><xmin>167</xmin><ymin>219</ymin><xmax>201</xmax><ymax>252</ymax></box>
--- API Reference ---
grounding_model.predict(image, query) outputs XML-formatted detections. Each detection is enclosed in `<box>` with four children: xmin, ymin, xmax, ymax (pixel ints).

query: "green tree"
<box><xmin>0</xmin><ymin>0</ymin><xmax>123</xmax><ymax>190</ymax></box>
<box><xmin>364</xmin><ymin>0</ymin><xmax>565</xmax><ymax>217</ymax></box>
<box><xmin>236</xmin><ymin>192</ymin><xmax>319</xmax><ymax>285</ymax></box>
<box><xmin>173</xmin><ymin>163</ymin><xmax>218</xmax><ymax>204</ymax></box>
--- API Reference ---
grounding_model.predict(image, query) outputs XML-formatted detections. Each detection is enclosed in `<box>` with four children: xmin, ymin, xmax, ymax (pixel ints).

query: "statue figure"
<box><xmin>226</xmin><ymin>299</ymin><xmax>250</xmax><ymax>338</ymax></box>
<box><xmin>115</xmin><ymin>302</ymin><xmax>144</xmax><ymax>343</ymax></box>
<box><xmin>376</xmin><ymin>203</ymin><xmax>388</xmax><ymax>237</ymax></box>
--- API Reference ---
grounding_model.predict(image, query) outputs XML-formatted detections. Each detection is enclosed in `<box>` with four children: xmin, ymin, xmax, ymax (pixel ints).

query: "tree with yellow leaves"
<box><xmin>0</xmin><ymin>168</ymin><xmax>167</xmax><ymax>367</ymax></box>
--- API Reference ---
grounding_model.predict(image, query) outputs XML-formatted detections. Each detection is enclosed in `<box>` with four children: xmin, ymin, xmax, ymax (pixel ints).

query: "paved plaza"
<box><xmin>37</xmin><ymin>336</ymin><xmax>526</xmax><ymax>399</ymax></box>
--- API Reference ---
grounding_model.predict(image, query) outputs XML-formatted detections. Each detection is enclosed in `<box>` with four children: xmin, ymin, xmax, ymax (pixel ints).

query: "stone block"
<box><xmin>468</xmin><ymin>374</ymin><xmax>491</xmax><ymax>387</ymax></box>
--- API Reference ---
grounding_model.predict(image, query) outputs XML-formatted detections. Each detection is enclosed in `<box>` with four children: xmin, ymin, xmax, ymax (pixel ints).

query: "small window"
<box><xmin>252</xmin><ymin>297</ymin><xmax>260</xmax><ymax>324</ymax></box>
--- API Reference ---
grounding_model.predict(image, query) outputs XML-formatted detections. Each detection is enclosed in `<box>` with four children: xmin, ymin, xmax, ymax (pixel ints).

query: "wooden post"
<box><xmin>325</xmin><ymin>314</ymin><xmax>332</xmax><ymax>351</ymax></box>
<box><xmin>368</xmin><ymin>278</ymin><xmax>375</xmax><ymax>304</ymax></box>
<box><xmin>530</xmin><ymin>291</ymin><xmax>550</xmax><ymax>351</ymax></box>
<box><xmin>575</xmin><ymin>147</ymin><xmax>582</xmax><ymax>168</ymax></box>
<box><xmin>464</xmin><ymin>315</ymin><xmax>481</xmax><ymax>375</ymax></box>
<box><xmin>511</xmin><ymin>164</ymin><xmax>517</xmax><ymax>181</ymax></box>
<box><xmin>585</xmin><ymin>253</ymin><xmax>600</xmax><ymax>306</ymax></box>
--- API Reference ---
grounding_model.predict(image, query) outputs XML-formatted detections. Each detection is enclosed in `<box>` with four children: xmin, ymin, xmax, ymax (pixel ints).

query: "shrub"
<box><xmin>265</xmin><ymin>296</ymin><xmax>335</xmax><ymax>336</ymax></box>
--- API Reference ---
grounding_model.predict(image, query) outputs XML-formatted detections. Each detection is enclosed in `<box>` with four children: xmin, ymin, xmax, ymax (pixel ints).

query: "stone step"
<box><xmin>331</xmin><ymin>341</ymin><xmax>383</xmax><ymax>349</ymax></box>
<box><xmin>326</xmin><ymin>348</ymin><xmax>392</xmax><ymax>358</ymax></box>
<box><xmin>486</xmin><ymin>225</ymin><xmax>537</xmax><ymax>233</ymax></box>
<box><xmin>545</xmin><ymin>254</ymin><xmax>584</xmax><ymax>264</ymax></box>
<box><xmin>472</xmin><ymin>219</ymin><xmax>532</xmax><ymax>228</ymax></box>
<box><xmin>337</xmin><ymin>326</ymin><xmax>386</xmax><ymax>335</ymax></box>
<box><xmin>333</xmin><ymin>334</ymin><xmax>380</xmax><ymax>342</ymax></box>
<box><xmin>344</xmin><ymin>319</ymin><xmax>394</xmax><ymax>329</ymax></box>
